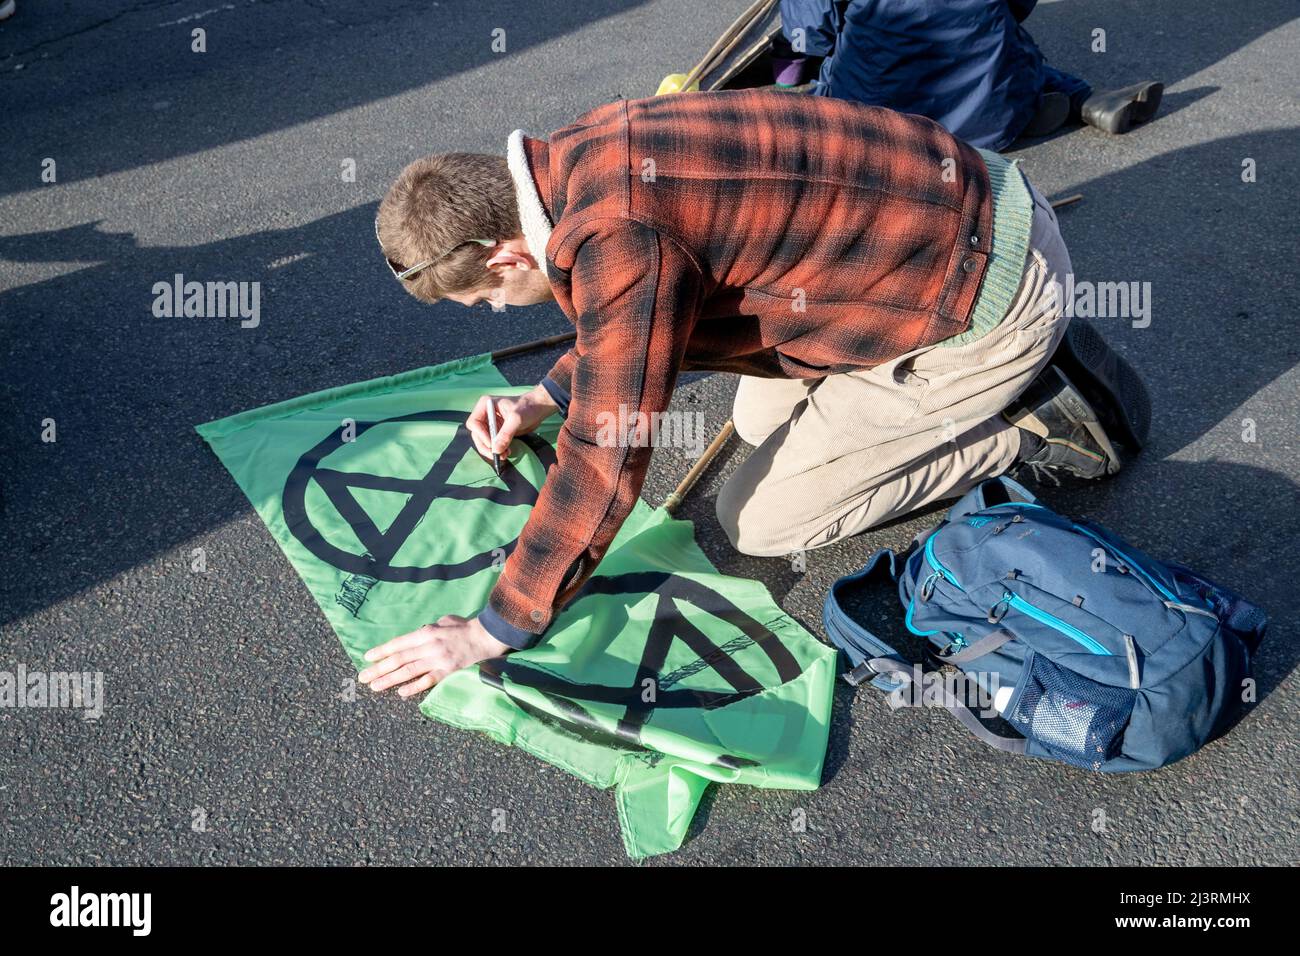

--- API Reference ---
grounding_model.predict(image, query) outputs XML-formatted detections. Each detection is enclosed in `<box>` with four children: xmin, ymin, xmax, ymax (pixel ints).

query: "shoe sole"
<box><xmin>1008</xmin><ymin>366</ymin><xmax>1120</xmax><ymax>479</ymax></box>
<box><xmin>1052</xmin><ymin>319</ymin><xmax>1152</xmax><ymax>459</ymax></box>
<box><xmin>1045</xmin><ymin>367</ymin><xmax>1122</xmax><ymax>476</ymax></box>
<box><xmin>1129</xmin><ymin>81</ymin><xmax>1164</xmax><ymax>125</ymax></box>
<box><xmin>1100</xmin><ymin>82</ymin><xmax>1165</xmax><ymax>135</ymax></box>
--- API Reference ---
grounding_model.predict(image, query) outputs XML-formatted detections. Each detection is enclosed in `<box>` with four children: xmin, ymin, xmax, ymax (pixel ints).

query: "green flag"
<box><xmin>197</xmin><ymin>352</ymin><xmax>836</xmax><ymax>858</ymax></box>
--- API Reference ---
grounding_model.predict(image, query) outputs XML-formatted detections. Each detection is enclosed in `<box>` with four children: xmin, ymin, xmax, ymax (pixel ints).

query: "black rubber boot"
<box><xmin>1020</xmin><ymin>91</ymin><xmax>1071</xmax><ymax>138</ymax></box>
<box><xmin>1049</xmin><ymin>318</ymin><xmax>1151</xmax><ymax>460</ymax></box>
<box><xmin>1080</xmin><ymin>81</ymin><xmax>1164</xmax><ymax>134</ymax></box>
<box><xmin>1005</xmin><ymin>366</ymin><xmax>1120</xmax><ymax>482</ymax></box>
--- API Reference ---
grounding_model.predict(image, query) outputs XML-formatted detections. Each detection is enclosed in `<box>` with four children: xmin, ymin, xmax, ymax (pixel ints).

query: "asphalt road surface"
<box><xmin>1</xmin><ymin>0</ymin><xmax>1297</xmax><ymax>866</ymax></box>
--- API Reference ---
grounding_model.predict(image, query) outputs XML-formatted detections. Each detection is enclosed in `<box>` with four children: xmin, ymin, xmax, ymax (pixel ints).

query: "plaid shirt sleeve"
<box><xmin>479</xmin><ymin>220</ymin><xmax>704</xmax><ymax>648</ymax></box>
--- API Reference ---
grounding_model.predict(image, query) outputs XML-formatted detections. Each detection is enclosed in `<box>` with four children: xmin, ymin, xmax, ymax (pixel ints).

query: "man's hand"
<box><xmin>359</xmin><ymin>615</ymin><xmax>511</xmax><ymax>698</ymax></box>
<box><xmin>466</xmin><ymin>383</ymin><xmax>559</xmax><ymax>461</ymax></box>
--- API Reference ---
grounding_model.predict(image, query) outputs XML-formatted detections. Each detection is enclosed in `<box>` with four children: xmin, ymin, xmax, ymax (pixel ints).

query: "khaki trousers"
<box><xmin>716</xmin><ymin>180</ymin><xmax>1073</xmax><ymax>557</ymax></box>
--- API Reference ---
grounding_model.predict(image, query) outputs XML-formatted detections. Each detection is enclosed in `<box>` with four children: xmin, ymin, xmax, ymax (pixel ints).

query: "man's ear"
<box><xmin>486</xmin><ymin>237</ymin><xmax>536</xmax><ymax>272</ymax></box>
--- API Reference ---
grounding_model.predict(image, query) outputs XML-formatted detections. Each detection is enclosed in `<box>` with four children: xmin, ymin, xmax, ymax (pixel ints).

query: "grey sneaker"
<box><xmin>1005</xmin><ymin>365</ymin><xmax>1121</xmax><ymax>482</ymax></box>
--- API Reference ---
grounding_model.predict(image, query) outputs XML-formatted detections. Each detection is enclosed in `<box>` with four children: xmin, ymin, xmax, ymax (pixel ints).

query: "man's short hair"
<box><xmin>376</xmin><ymin>152</ymin><xmax>520</xmax><ymax>303</ymax></box>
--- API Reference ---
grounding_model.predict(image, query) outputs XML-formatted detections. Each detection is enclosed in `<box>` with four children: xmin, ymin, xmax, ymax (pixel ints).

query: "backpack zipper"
<box><xmin>906</xmin><ymin>569</ymin><xmax>966</xmax><ymax>648</ymax></box>
<box><xmin>1000</xmin><ymin>591</ymin><xmax>1112</xmax><ymax>656</ymax></box>
<box><xmin>970</xmin><ymin>505</ymin><xmax>1166</xmax><ymax>595</ymax></box>
<box><xmin>923</xmin><ymin>536</ymin><xmax>960</xmax><ymax>586</ymax></box>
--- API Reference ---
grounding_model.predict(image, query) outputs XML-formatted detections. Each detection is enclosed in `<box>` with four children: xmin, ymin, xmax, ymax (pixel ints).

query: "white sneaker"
<box><xmin>0</xmin><ymin>0</ymin><xmax>16</xmax><ymax>22</ymax></box>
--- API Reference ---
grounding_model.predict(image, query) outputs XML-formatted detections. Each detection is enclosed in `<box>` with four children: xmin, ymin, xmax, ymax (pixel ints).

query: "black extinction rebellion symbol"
<box><xmin>282</xmin><ymin>410</ymin><xmax>557</xmax><ymax>582</ymax></box>
<box><xmin>479</xmin><ymin>571</ymin><xmax>807</xmax><ymax>767</ymax></box>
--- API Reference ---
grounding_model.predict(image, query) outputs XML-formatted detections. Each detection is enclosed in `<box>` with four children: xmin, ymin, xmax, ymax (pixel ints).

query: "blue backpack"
<box><xmin>823</xmin><ymin>477</ymin><xmax>1267</xmax><ymax>771</ymax></box>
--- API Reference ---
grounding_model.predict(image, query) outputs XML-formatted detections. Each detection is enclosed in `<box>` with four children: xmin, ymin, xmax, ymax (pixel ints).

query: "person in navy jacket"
<box><xmin>775</xmin><ymin>0</ymin><xmax>1162</xmax><ymax>150</ymax></box>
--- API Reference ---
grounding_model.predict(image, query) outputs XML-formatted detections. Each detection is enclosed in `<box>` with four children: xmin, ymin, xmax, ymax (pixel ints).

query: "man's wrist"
<box><xmin>471</xmin><ymin>616</ymin><xmax>513</xmax><ymax>658</ymax></box>
<box><xmin>529</xmin><ymin>380</ymin><xmax>561</xmax><ymax>412</ymax></box>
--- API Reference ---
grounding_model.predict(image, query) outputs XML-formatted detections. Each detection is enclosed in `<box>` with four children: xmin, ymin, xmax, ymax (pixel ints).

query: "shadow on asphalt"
<box><xmin>1020</xmin><ymin>0</ymin><xmax>1298</xmax><ymax>95</ymax></box>
<box><xmin>2</xmin><ymin>0</ymin><xmax>1295</xmax><ymax>197</ymax></box>
<box><xmin>0</xmin><ymin>0</ymin><xmax>652</xmax><ymax>198</ymax></box>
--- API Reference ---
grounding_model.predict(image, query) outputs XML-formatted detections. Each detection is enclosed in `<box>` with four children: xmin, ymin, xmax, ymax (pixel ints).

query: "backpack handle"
<box><xmin>945</xmin><ymin>475</ymin><xmax>1039</xmax><ymax>522</ymax></box>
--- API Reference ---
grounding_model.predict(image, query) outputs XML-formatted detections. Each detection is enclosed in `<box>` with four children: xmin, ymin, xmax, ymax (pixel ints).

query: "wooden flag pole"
<box><xmin>490</xmin><ymin>330</ymin><xmax>576</xmax><ymax>361</ymax></box>
<box><xmin>680</xmin><ymin>0</ymin><xmax>774</xmax><ymax>93</ymax></box>
<box><xmin>663</xmin><ymin>419</ymin><xmax>736</xmax><ymax>514</ymax></box>
<box><xmin>1050</xmin><ymin>193</ymin><xmax>1083</xmax><ymax>210</ymax></box>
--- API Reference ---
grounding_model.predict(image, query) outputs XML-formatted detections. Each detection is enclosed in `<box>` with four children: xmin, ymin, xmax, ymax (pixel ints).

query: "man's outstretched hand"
<box><xmin>359</xmin><ymin>615</ymin><xmax>511</xmax><ymax>698</ymax></box>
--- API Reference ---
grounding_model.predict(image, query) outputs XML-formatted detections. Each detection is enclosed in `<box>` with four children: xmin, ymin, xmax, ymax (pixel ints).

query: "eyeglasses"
<box><xmin>374</xmin><ymin>217</ymin><xmax>495</xmax><ymax>281</ymax></box>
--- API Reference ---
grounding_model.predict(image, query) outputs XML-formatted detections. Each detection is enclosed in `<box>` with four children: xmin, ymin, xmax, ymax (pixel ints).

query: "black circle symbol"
<box><xmin>478</xmin><ymin>571</ymin><xmax>806</xmax><ymax>766</ymax></box>
<box><xmin>282</xmin><ymin>409</ymin><xmax>557</xmax><ymax>583</ymax></box>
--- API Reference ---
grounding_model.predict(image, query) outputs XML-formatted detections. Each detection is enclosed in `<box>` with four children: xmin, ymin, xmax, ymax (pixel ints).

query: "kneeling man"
<box><xmin>362</xmin><ymin>90</ymin><xmax>1149</xmax><ymax>696</ymax></box>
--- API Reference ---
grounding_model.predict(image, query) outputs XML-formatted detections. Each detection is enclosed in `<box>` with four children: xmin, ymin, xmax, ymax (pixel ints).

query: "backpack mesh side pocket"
<box><xmin>1009</xmin><ymin>653</ymin><xmax>1137</xmax><ymax>770</ymax></box>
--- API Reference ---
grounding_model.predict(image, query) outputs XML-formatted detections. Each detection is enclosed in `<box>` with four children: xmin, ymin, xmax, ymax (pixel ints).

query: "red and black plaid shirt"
<box><xmin>484</xmin><ymin>90</ymin><xmax>995</xmax><ymax>647</ymax></box>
